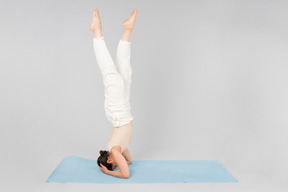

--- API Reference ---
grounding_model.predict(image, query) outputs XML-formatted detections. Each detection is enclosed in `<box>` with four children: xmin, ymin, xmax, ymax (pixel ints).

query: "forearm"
<box><xmin>106</xmin><ymin>170</ymin><xmax>127</xmax><ymax>179</ymax></box>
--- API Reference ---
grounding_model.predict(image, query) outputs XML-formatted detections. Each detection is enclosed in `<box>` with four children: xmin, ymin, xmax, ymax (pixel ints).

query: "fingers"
<box><xmin>99</xmin><ymin>164</ymin><xmax>104</xmax><ymax>171</ymax></box>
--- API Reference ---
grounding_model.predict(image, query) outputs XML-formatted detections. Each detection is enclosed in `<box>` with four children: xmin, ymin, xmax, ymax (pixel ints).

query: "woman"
<box><xmin>90</xmin><ymin>8</ymin><xmax>137</xmax><ymax>179</ymax></box>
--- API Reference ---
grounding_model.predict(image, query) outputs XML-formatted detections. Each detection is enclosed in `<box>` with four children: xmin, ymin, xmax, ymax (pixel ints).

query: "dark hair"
<box><xmin>97</xmin><ymin>150</ymin><xmax>113</xmax><ymax>171</ymax></box>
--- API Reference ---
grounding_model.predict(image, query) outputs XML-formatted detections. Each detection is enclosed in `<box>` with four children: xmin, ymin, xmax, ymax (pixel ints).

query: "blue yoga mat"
<box><xmin>46</xmin><ymin>156</ymin><xmax>238</xmax><ymax>183</ymax></box>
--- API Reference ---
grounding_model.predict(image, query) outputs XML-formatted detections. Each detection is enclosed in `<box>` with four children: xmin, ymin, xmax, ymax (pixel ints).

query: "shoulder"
<box><xmin>111</xmin><ymin>145</ymin><xmax>121</xmax><ymax>153</ymax></box>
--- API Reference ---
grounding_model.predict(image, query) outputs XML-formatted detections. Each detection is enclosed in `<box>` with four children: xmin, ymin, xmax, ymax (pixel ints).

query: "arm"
<box><xmin>122</xmin><ymin>148</ymin><xmax>132</xmax><ymax>164</ymax></box>
<box><xmin>100</xmin><ymin>146</ymin><xmax>130</xmax><ymax>178</ymax></box>
<box><xmin>99</xmin><ymin>164</ymin><xmax>129</xmax><ymax>178</ymax></box>
<box><xmin>105</xmin><ymin>170</ymin><xmax>128</xmax><ymax>178</ymax></box>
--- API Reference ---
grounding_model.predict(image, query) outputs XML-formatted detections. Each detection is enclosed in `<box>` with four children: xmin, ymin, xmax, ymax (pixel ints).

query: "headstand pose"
<box><xmin>90</xmin><ymin>8</ymin><xmax>137</xmax><ymax>179</ymax></box>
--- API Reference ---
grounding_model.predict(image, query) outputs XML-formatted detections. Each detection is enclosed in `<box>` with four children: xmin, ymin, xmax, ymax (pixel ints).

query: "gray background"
<box><xmin>0</xmin><ymin>0</ymin><xmax>287</xmax><ymax>191</ymax></box>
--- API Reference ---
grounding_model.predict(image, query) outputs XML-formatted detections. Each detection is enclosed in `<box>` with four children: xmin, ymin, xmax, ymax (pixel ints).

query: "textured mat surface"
<box><xmin>46</xmin><ymin>156</ymin><xmax>238</xmax><ymax>183</ymax></box>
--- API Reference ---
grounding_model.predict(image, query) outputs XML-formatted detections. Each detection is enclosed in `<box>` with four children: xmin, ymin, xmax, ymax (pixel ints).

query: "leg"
<box><xmin>93</xmin><ymin>37</ymin><xmax>125</xmax><ymax>107</ymax></box>
<box><xmin>115</xmin><ymin>9</ymin><xmax>137</xmax><ymax>108</ymax></box>
<box><xmin>94</xmin><ymin>37</ymin><xmax>133</xmax><ymax>128</ymax></box>
<box><xmin>116</xmin><ymin>37</ymin><xmax>132</xmax><ymax>106</ymax></box>
<box><xmin>90</xmin><ymin>8</ymin><xmax>136</xmax><ymax>127</ymax></box>
<box><xmin>91</xmin><ymin>8</ymin><xmax>127</xmax><ymax>126</ymax></box>
<box><xmin>91</xmin><ymin>8</ymin><xmax>119</xmax><ymax>81</ymax></box>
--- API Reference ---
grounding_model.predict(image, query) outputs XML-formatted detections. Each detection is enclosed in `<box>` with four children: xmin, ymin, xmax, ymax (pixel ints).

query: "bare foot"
<box><xmin>90</xmin><ymin>8</ymin><xmax>102</xmax><ymax>37</ymax></box>
<box><xmin>123</xmin><ymin>8</ymin><xmax>137</xmax><ymax>31</ymax></box>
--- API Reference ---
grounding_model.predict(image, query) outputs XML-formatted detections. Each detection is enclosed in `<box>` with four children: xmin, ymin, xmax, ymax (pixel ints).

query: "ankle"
<box><xmin>94</xmin><ymin>32</ymin><xmax>103</xmax><ymax>38</ymax></box>
<box><xmin>123</xmin><ymin>28</ymin><xmax>133</xmax><ymax>35</ymax></box>
<box><xmin>124</xmin><ymin>28</ymin><xmax>133</xmax><ymax>32</ymax></box>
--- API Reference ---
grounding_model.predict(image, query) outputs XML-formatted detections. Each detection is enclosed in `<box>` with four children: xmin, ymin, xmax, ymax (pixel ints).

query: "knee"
<box><xmin>104</xmin><ymin>73</ymin><xmax>124</xmax><ymax>86</ymax></box>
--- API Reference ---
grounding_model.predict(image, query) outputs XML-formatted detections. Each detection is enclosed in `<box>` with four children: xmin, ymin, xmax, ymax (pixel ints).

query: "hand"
<box><xmin>99</xmin><ymin>163</ymin><xmax>109</xmax><ymax>174</ymax></box>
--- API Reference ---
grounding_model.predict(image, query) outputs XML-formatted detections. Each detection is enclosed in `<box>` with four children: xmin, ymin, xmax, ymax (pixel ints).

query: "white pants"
<box><xmin>93</xmin><ymin>36</ymin><xmax>134</xmax><ymax>127</ymax></box>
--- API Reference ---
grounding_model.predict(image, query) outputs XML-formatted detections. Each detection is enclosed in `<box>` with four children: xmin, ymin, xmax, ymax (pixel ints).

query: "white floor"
<box><xmin>2</xmin><ymin>161</ymin><xmax>287</xmax><ymax>192</ymax></box>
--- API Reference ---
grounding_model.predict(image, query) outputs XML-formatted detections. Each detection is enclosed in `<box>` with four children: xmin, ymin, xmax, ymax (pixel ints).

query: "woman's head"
<box><xmin>97</xmin><ymin>150</ymin><xmax>114</xmax><ymax>170</ymax></box>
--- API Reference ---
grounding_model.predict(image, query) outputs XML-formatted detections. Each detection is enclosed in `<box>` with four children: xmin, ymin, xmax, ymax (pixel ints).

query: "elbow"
<box><xmin>127</xmin><ymin>158</ymin><xmax>132</xmax><ymax>164</ymax></box>
<box><xmin>122</xmin><ymin>172</ymin><xmax>130</xmax><ymax>179</ymax></box>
